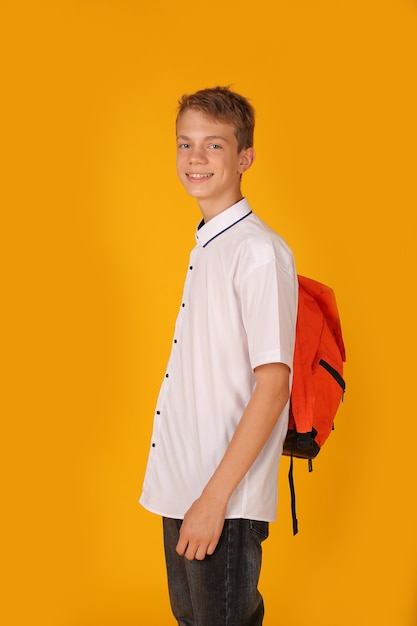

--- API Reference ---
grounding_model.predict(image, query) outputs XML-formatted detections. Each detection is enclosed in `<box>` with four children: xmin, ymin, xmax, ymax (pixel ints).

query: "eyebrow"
<box><xmin>176</xmin><ymin>134</ymin><xmax>230</xmax><ymax>143</ymax></box>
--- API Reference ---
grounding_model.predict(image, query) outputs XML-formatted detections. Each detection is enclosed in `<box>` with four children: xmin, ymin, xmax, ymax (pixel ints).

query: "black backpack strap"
<box><xmin>288</xmin><ymin>452</ymin><xmax>299</xmax><ymax>535</ymax></box>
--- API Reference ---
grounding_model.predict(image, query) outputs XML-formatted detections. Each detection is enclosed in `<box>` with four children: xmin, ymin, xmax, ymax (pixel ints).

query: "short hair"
<box><xmin>176</xmin><ymin>86</ymin><xmax>255</xmax><ymax>152</ymax></box>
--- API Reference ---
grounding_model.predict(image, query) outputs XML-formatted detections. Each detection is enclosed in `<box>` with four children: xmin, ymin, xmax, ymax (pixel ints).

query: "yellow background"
<box><xmin>2</xmin><ymin>0</ymin><xmax>417</xmax><ymax>624</ymax></box>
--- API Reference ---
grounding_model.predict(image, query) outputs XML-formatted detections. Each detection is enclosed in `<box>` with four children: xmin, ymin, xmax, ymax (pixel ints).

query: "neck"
<box><xmin>198</xmin><ymin>193</ymin><xmax>243</xmax><ymax>223</ymax></box>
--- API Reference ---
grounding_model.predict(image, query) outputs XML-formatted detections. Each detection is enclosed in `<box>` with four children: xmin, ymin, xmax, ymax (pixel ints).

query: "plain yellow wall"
<box><xmin>2</xmin><ymin>0</ymin><xmax>417</xmax><ymax>624</ymax></box>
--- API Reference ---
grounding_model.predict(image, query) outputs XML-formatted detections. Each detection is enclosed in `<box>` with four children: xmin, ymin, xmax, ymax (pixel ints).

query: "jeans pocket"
<box><xmin>249</xmin><ymin>519</ymin><xmax>269</xmax><ymax>542</ymax></box>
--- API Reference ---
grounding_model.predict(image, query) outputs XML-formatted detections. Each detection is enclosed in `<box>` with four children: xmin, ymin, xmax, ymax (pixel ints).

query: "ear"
<box><xmin>237</xmin><ymin>147</ymin><xmax>256</xmax><ymax>174</ymax></box>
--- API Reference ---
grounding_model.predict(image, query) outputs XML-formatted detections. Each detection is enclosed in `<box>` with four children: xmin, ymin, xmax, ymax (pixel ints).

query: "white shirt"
<box><xmin>140</xmin><ymin>199</ymin><xmax>297</xmax><ymax>521</ymax></box>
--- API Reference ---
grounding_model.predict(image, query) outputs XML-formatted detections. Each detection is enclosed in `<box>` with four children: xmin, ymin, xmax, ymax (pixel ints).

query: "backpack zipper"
<box><xmin>318</xmin><ymin>359</ymin><xmax>346</xmax><ymax>398</ymax></box>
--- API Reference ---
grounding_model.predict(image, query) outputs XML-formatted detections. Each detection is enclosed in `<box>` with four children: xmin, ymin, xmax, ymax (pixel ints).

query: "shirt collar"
<box><xmin>195</xmin><ymin>198</ymin><xmax>252</xmax><ymax>248</ymax></box>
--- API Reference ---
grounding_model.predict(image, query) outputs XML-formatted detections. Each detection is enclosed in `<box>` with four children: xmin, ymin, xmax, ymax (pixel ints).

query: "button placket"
<box><xmin>154</xmin><ymin>252</ymin><xmax>197</xmax><ymax>448</ymax></box>
<box><xmin>175</xmin><ymin>257</ymin><xmax>194</xmax><ymax>341</ymax></box>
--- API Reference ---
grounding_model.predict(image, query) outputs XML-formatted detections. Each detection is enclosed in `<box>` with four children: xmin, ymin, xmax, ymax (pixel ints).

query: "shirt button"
<box><xmin>189</xmin><ymin>266</ymin><xmax>193</xmax><ymax>270</ymax></box>
<box><xmin>166</xmin><ymin>373</ymin><xmax>169</xmax><ymax>378</ymax></box>
<box><xmin>181</xmin><ymin>303</ymin><xmax>185</xmax><ymax>307</ymax></box>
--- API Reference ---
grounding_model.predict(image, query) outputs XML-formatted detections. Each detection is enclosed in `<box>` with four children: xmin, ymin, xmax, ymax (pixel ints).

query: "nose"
<box><xmin>188</xmin><ymin>146</ymin><xmax>207</xmax><ymax>164</ymax></box>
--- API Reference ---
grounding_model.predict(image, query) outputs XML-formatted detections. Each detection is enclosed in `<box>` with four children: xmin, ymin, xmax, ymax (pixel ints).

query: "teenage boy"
<box><xmin>140</xmin><ymin>86</ymin><xmax>298</xmax><ymax>625</ymax></box>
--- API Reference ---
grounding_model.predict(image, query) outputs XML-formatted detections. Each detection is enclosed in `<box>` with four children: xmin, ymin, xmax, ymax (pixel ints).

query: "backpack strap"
<box><xmin>288</xmin><ymin>451</ymin><xmax>299</xmax><ymax>535</ymax></box>
<box><xmin>288</xmin><ymin>447</ymin><xmax>315</xmax><ymax>535</ymax></box>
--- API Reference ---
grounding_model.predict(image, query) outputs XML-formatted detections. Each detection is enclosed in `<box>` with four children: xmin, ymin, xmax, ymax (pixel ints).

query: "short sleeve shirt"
<box><xmin>140</xmin><ymin>199</ymin><xmax>298</xmax><ymax>521</ymax></box>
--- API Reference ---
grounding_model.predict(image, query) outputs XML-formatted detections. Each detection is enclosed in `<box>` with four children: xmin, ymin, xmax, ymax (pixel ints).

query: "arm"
<box><xmin>176</xmin><ymin>361</ymin><xmax>290</xmax><ymax>561</ymax></box>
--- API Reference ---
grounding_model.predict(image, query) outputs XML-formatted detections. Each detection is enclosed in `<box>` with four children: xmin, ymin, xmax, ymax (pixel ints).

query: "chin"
<box><xmin>184</xmin><ymin>186</ymin><xmax>208</xmax><ymax>199</ymax></box>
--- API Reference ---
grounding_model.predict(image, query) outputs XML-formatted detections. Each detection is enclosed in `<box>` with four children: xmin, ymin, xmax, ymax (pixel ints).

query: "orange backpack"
<box><xmin>283</xmin><ymin>275</ymin><xmax>346</xmax><ymax>534</ymax></box>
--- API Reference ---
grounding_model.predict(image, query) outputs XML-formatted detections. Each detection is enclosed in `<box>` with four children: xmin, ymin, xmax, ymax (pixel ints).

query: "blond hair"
<box><xmin>177</xmin><ymin>86</ymin><xmax>255</xmax><ymax>152</ymax></box>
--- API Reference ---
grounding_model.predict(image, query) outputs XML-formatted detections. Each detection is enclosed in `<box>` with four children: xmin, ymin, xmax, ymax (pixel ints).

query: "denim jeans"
<box><xmin>162</xmin><ymin>517</ymin><xmax>269</xmax><ymax>626</ymax></box>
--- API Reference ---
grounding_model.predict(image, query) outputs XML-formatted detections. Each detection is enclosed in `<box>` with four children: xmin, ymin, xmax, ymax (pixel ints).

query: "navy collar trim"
<box><xmin>201</xmin><ymin>211</ymin><xmax>252</xmax><ymax>248</ymax></box>
<box><xmin>195</xmin><ymin>199</ymin><xmax>253</xmax><ymax>248</ymax></box>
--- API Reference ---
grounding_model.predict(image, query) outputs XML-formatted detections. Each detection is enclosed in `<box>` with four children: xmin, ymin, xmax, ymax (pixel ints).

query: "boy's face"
<box><xmin>176</xmin><ymin>109</ymin><xmax>254</xmax><ymax>218</ymax></box>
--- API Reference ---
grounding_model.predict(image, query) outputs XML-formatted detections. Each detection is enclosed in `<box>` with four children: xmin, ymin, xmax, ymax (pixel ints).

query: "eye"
<box><xmin>177</xmin><ymin>143</ymin><xmax>190</xmax><ymax>149</ymax></box>
<box><xmin>208</xmin><ymin>143</ymin><xmax>222</xmax><ymax>149</ymax></box>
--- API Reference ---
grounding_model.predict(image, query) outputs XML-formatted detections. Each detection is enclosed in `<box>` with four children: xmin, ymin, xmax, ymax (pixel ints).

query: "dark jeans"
<box><xmin>162</xmin><ymin>517</ymin><xmax>269</xmax><ymax>626</ymax></box>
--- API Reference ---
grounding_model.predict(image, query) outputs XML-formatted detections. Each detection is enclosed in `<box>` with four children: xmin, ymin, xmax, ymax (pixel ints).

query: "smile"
<box><xmin>186</xmin><ymin>173</ymin><xmax>214</xmax><ymax>180</ymax></box>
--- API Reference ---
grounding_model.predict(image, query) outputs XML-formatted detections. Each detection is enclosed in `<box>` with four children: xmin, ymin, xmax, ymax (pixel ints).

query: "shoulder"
<box><xmin>237</xmin><ymin>213</ymin><xmax>295</xmax><ymax>274</ymax></box>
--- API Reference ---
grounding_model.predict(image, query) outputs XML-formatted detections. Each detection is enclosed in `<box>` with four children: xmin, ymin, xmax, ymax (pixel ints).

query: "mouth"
<box><xmin>186</xmin><ymin>173</ymin><xmax>214</xmax><ymax>180</ymax></box>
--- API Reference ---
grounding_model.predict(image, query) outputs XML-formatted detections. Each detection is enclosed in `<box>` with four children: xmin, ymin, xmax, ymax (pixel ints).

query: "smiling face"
<box><xmin>176</xmin><ymin>108</ymin><xmax>255</xmax><ymax>221</ymax></box>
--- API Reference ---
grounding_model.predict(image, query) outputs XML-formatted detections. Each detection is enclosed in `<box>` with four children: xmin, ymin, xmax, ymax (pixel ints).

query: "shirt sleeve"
<box><xmin>240</xmin><ymin>257</ymin><xmax>298</xmax><ymax>372</ymax></box>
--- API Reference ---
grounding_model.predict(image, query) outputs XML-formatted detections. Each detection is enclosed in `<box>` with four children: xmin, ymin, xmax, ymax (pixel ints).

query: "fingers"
<box><xmin>175</xmin><ymin>534</ymin><xmax>188</xmax><ymax>557</ymax></box>
<box><xmin>176</xmin><ymin>533</ymin><xmax>220</xmax><ymax>561</ymax></box>
<box><xmin>176</xmin><ymin>537</ymin><xmax>210</xmax><ymax>561</ymax></box>
<box><xmin>194</xmin><ymin>544</ymin><xmax>208</xmax><ymax>561</ymax></box>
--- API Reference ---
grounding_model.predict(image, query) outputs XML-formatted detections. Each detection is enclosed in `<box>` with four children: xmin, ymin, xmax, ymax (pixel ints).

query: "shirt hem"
<box><xmin>139</xmin><ymin>498</ymin><xmax>277</xmax><ymax>523</ymax></box>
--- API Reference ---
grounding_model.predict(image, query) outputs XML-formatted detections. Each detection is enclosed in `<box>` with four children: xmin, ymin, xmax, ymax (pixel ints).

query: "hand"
<box><xmin>175</xmin><ymin>494</ymin><xmax>226</xmax><ymax>561</ymax></box>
